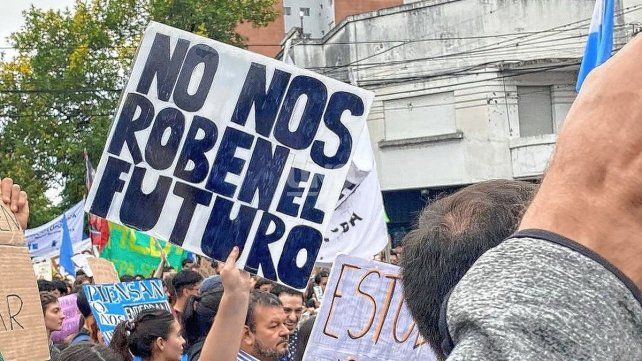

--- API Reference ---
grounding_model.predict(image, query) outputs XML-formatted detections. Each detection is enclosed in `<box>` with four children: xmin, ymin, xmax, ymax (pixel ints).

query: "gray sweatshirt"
<box><xmin>445</xmin><ymin>229</ymin><xmax>642</xmax><ymax>360</ymax></box>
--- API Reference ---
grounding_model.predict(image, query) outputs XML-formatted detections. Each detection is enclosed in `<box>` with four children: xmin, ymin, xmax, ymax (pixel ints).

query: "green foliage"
<box><xmin>0</xmin><ymin>0</ymin><xmax>277</xmax><ymax>227</ymax></box>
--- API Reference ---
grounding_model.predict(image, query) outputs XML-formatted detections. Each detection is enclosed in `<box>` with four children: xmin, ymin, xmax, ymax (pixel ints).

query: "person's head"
<box><xmin>120</xmin><ymin>275</ymin><xmax>135</xmax><ymax>283</ymax></box>
<box><xmin>200</xmin><ymin>275</ymin><xmax>223</xmax><ymax>294</ymax></box>
<box><xmin>241</xmin><ymin>291</ymin><xmax>289</xmax><ymax>361</ymax></box>
<box><xmin>163</xmin><ymin>273</ymin><xmax>177</xmax><ymax>306</ymax></box>
<box><xmin>210</xmin><ymin>260</ymin><xmax>224</xmax><ymax>275</ymax></box>
<box><xmin>172</xmin><ymin>270</ymin><xmax>203</xmax><ymax>301</ymax></box>
<box><xmin>38</xmin><ymin>279</ymin><xmax>55</xmax><ymax>293</ymax></box>
<box><xmin>294</xmin><ymin>315</ymin><xmax>316</xmax><ymax>361</ymax></box>
<box><xmin>60</xmin><ymin>343</ymin><xmax>122</xmax><ymax>361</ymax></box>
<box><xmin>76</xmin><ymin>287</ymin><xmax>101</xmax><ymax>343</ymax></box>
<box><xmin>52</xmin><ymin>279</ymin><xmax>69</xmax><ymax>297</ymax></box>
<box><xmin>254</xmin><ymin>278</ymin><xmax>274</xmax><ymax>293</ymax></box>
<box><xmin>40</xmin><ymin>291</ymin><xmax>65</xmax><ymax>334</ymax></box>
<box><xmin>314</xmin><ymin>271</ymin><xmax>329</xmax><ymax>292</ymax></box>
<box><xmin>182</xmin><ymin>290</ymin><xmax>224</xmax><ymax>347</ymax></box>
<box><xmin>181</xmin><ymin>258</ymin><xmax>195</xmax><ymax>271</ymax></box>
<box><xmin>271</xmin><ymin>285</ymin><xmax>304</xmax><ymax>332</ymax></box>
<box><xmin>110</xmin><ymin>309</ymin><xmax>185</xmax><ymax>361</ymax></box>
<box><xmin>400</xmin><ymin>179</ymin><xmax>536</xmax><ymax>360</ymax></box>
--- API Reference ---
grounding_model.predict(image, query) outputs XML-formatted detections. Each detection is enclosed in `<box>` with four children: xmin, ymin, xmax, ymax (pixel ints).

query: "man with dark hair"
<box><xmin>271</xmin><ymin>286</ymin><xmax>305</xmax><ymax>361</ymax></box>
<box><xmin>400</xmin><ymin>179</ymin><xmax>536</xmax><ymax>360</ymax></box>
<box><xmin>172</xmin><ymin>270</ymin><xmax>203</xmax><ymax>321</ymax></box>
<box><xmin>254</xmin><ymin>278</ymin><xmax>274</xmax><ymax>293</ymax></box>
<box><xmin>52</xmin><ymin>280</ymin><xmax>69</xmax><ymax>297</ymax></box>
<box><xmin>182</xmin><ymin>257</ymin><xmax>196</xmax><ymax>271</ymax></box>
<box><xmin>238</xmin><ymin>291</ymin><xmax>290</xmax><ymax>361</ymax></box>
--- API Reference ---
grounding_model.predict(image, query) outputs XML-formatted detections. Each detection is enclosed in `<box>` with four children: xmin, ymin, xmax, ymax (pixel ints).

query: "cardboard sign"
<box><xmin>0</xmin><ymin>245</ymin><xmax>50</xmax><ymax>361</ymax></box>
<box><xmin>0</xmin><ymin>202</ymin><xmax>23</xmax><ymax>246</ymax></box>
<box><xmin>303</xmin><ymin>255</ymin><xmax>437</xmax><ymax>361</ymax></box>
<box><xmin>51</xmin><ymin>293</ymin><xmax>81</xmax><ymax>343</ymax></box>
<box><xmin>88</xmin><ymin>257</ymin><xmax>120</xmax><ymax>284</ymax></box>
<box><xmin>32</xmin><ymin>259</ymin><xmax>53</xmax><ymax>281</ymax></box>
<box><xmin>84</xmin><ymin>279</ymin><xmax>171</xmax><ymax>343</ymax></box>
<box><xmin>84</xmin><ymin>22</ymin><xmax>373</xmax><ymax>290</ymax></box>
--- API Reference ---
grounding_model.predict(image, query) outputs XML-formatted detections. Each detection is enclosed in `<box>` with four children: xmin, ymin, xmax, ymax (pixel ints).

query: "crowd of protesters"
<box><xmin>3</xmin><ymin>29</ymin><xmax>642</xmax><ymax>361</ymax></box>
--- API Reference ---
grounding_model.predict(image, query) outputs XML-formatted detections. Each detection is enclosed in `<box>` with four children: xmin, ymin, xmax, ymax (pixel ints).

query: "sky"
<box><xmin>0</xmin><ymin>0</ymin><xmax>75</xmax><ymax>56</ymax></box>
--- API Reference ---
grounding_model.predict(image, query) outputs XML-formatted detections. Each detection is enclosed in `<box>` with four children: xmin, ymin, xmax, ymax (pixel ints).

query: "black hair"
<box><xmin>271</xmin><ymin>285</ymin><xmax>304</xmax><ymax>303</ymax></box>
<box><xmin>314</xmin><ymin>271</ymin><xmax>329</xmax><ymax>285</ymax></box>
<box><xmin>120</xmin><ymin>275</ymin><xmax>135</xmax><ymax>282</ymax></box>
<box><xmin>75</xmin><ymin>287</ymin><xmax>93</xmax><ymax>318</ymax></box>
<box><xmin>60</xmin><ymin>343</ymin><xmax>122</xmax><ymax>361</ymax></box>
<box><xmin>75</xmin><ymin>269</ymin><xmax>87</xmax><ymax>277</ymax></box>
<box><xmin>172</xmin><ymin>270</ymin><xmax>203</xmax><ymax>296</ymax></box>
<box><xmin>52</xmin><ymin>279</ymin><xmax>69</xmax><ymax>295</ymax></box>
<box><xmin>181</xmin><ymin>258</ymin><xmax>194</xmax><ymax>268</ymax></box>
<box><xmin>253</xmin><ymin>278</ymin><xmax>273</xmax><ymax>290</ymax></box>
<box><xmin>294</xmin><ymin>316</ymin><xmax>316</xmax><ymax>361</ymax></box>
<box><xmin>110</xmin><ymin>308</ymin><xmax>177</xmax><ymax>361</ymax></box>
<box><xmin>245</xmin><ymin>290</ymin><xmax>282</xmax><ymax>332</ymax></box>
<box><xmin>400</xmin><ymin>179</ymin><xmax>536</xmax><ymax>360</ymax></box>
<box><xmin>182</xmin><ymin>290</ymin><xmax>224</xmax><ymax>347</ymax></box>
<box><xmin>38</xmin><ymin>279</ymin><xmax>56</xmax><ymax>292</ymax></box>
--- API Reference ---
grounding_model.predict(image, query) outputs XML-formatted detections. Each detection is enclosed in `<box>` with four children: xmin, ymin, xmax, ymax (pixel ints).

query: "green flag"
<box><xmin>101</xmin><ymin>222</ymin><xmax>188</xmax><ymax>277</ymax></box>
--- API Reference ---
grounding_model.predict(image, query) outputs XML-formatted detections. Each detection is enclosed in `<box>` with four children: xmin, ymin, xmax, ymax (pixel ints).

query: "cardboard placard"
<box><xmin>50</xmin><ymin>293</ymin><xmax>81</xmax><ymax>343</ymax></box>
<box><xmin>32</xmin><ymin>259</ymin><xmax>53</xmax><ymax>281</ymax></box>
<box><xmin>84</xmin><ymin>22</ymin><xmax>373</xmax><ymax>290</ymax></box>
<box><xmin>0</xmin><ymin>202</ymin><xmax>24</xmax><ymax>246</ymax></box>
<box><xmin>84</xmin><ymin>279</ymin><xmax>170</xmax><ymax>344</ymax></box>
<box><xmin>0</xmin><ymin>245</ymin><xmax>50</xmax><ymax>361</ymax></box>
<box><xmin>303</xmin><ymin>255</ymin><xmax>437</xmax><ymax>361</ymax></box>
<box><xmin>88</xmin><ymin>257</ymin><xmax>120</xmax><ymax>284</ymax></box>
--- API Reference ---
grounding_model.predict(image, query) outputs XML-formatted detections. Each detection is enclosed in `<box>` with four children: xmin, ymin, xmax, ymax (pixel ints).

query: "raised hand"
<box><xmin>219</xmin><ymin>246</ymin><xmax>253</xmax><ymax>294</ymax></box>
<box><xmin>1</xmin><ymin>178</ymin><xmax>29</xmax><ymax>230</ymax></box>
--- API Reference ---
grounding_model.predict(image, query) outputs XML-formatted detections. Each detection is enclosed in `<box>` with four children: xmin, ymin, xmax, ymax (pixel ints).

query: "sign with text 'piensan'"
<box><xmin>85</xmin><ymin>22</ymin><xmax>373</xmax><ymax>290</ymax></box>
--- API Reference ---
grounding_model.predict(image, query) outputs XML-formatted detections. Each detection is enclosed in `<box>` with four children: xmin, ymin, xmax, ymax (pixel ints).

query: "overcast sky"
<box><xmin>0</xmin><ymin>0</ymin><xmax>75</xmax><ymax>54</ymax></box>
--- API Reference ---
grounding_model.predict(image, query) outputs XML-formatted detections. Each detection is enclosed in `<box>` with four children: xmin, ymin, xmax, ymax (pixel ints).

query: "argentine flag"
<box><xmin>576</xmin><ymin>0</ymin><xmax>615</xmax><ymax>92</ymax></box>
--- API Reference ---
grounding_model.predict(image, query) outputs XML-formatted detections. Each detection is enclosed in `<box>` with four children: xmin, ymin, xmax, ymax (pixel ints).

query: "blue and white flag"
<box><xmin>576</xmin><ymin>0</ymin><xmax>615</xmax><ymax>92</ymax></box>
<box><xmin>26</xmin><ymin>201</ymin><xmax>88</xmax><ymax>260</ymax></box>
<box><xmin>59</xmin><ymin>214</ymin><xmax>76</xmax><ymax>275</ymax></box>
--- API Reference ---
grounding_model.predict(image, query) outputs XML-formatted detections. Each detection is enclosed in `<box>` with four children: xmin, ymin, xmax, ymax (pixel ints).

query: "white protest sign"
<box><xmin>26</xmin><ymin>201</ymin><xmax>85</xmax><ymax>260</ymax></box>
<box><xmin>303</xmin><ymin>255</ymin><xmax>437</xmax><ymax>361</ymax></box>
<box><xmin>85</xmin><ymin>22</ymin><xmax>373</xmax><ymax>290</ymax></box>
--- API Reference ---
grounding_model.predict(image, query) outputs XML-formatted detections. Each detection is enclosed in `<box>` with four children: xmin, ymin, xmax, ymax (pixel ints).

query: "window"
<box><xmin>300</xmin><ymin>7</ymin><xmax>310</xmax><ymax>16</ymax></box>
<box><xmin>517</xmin><ymin>86</ymin><xmax>554</xmax><ymax>137</ymax></box>
<box><xmin>383</xmin><ymin>92</ymin><xmax>457</xmax><ymax>140</ymax></box>
<box><xmin>284</xmin><ymin>7</ymin><xmax>291</xmax><ymax>15</ymax></box>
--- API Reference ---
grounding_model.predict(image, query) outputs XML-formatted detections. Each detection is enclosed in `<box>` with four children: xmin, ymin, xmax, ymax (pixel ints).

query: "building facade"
<box><xmin>284</xmin><ymin>0</ymin><xmax>642</xmax><ymax>243</ymax></box>
<box><xmin>237</xmin><ymin>0</ymin><xmax>403</xmax><ymax>57</ymax></box>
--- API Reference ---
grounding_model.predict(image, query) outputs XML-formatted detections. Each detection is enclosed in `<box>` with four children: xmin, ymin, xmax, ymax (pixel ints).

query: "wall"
<box><xmin>289</xmin><ymin>0</ymin><xmax>642</xmax><ymax>191</ymax></box>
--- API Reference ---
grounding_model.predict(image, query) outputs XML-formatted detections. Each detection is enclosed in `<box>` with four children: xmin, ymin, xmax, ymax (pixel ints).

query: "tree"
<box><xmin>0</xmin><ymin>0</ymin><xmax>278</xmax><ymax>227</ymax></box>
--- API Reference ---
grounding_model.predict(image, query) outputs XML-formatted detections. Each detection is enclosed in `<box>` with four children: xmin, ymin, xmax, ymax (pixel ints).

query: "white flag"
<box><xmin>318</xmin><ymin>125</ymin><xmax>388</xmax><ymax>263</ymax></box>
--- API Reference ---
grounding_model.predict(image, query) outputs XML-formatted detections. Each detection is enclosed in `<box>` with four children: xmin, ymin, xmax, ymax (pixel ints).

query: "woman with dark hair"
<box><xmin>110</xmin><ymin>309</ymin><xmax>185</xmax><ymax>361</ymax></box>
<box><xmin>181</xmin><ymin>290</ymin><xmax>224</xmax><ymax>360</ymax></box>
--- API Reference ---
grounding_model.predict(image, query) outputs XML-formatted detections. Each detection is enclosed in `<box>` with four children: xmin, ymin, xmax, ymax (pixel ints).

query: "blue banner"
<box><xmin>83</xmin><ymin>279</ymin><xmax>170</xmax><ymax>344</ymax></box>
